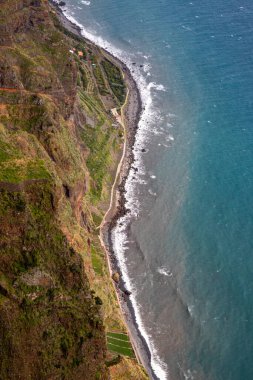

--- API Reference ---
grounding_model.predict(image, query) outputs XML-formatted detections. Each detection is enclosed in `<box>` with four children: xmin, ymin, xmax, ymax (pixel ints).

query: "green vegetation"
<box><xmin>107</xmin><ymin>337</ymin><xmax>132</xmax><ymax>348</ymax></box>
<box><xmin>79</xmin><ymin>118</ymin><xmax>111</xmax><ymax>201</ymax></box>
<box><xmin>0</xmin><ymin>159</ymin><xmax>51</xmax><ymax>183</ymax></box>
<box><xmin>91</xmin><ymin>245</ymin><xmax>104</xmax><ymax>276</ymax></box>
<box><xmin>92</xmin><ymin>212</ymin><xmax>103</xmax><ymax>228</ymax></box>
<box><xmin>107</xmin><ymin>332</ymin><xmax>130</xmax><ymax>341</ymax></box>
<box><xmin>79</xmin><ymin>89</ymin><xmax>105</xmax><ymax>117</ymax></box>
<box><xmin>92</xmin><ymin>61</ymin><xmax>109</xmax><ymax>96</ymax></box>
<box><xmin>107</xmin><ymin>343</ymin><xmax>135</xmax><ymax>358</ymax></box>
<box><xmin>106</xmin><ymin>332</ymin><xmax>135</xmax><ymax>358</ymax></box>
<box><xmin>101</xmin><ymin>59</ymin><xmax>126</xmax><ymax>105</ymax></box>
<box><xmin>79</xmin><ymin>64</ymin><xmax>88</xmax><ymax>90</ymax></box>
<box><xmin>0</xmin><ymin>137</ymin><xmax>20</xmax><ymax>162</ymax></box>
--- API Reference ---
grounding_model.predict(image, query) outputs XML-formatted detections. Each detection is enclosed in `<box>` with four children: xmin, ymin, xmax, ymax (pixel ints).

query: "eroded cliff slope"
<box><xmin>0</xmin><ymin>0</ymin><xmax>129</xmax><ymax>378</ymax></box>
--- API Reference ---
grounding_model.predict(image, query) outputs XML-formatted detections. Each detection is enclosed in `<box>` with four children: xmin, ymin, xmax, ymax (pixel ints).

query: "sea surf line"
<box><xmin>53</xmin><ymin>1</ymin><xmax>169</xmax><ymax>378</ymax></box>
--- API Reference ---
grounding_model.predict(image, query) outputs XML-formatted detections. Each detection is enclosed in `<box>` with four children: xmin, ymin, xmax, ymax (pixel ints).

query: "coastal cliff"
<box><xmin>0</xmin><ymin>0</ymin><xmax>148</xmax><ymax>379</ymax></box>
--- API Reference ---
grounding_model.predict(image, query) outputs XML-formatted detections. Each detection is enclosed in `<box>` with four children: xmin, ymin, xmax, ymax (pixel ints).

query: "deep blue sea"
<box><xmin>60</xmin><ymin>1</ymin><xmax>253</xmax><ymax>379</ymax></box>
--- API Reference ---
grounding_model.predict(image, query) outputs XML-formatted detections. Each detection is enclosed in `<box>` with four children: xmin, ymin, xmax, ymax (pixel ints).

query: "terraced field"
<box><xmin>91</xmin><ymin>245</ymin><xmax>104</xmax><ymax>276</ymax></box>
<box><xmin>107</xmin><ymin>332</ymin><xmax>135</xmax><ymax>358</ymax></box>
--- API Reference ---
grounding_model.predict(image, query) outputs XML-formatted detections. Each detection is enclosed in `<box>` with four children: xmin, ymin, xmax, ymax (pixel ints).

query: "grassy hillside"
<box><xmin>0</xmin><ymin>1</ymin><xmax>148</xmax><ymax>379</ymax></box>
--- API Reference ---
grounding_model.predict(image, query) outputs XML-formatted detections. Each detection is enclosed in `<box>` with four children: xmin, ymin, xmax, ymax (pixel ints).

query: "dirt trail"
<box><xmin>0</xmin><ymin>87</ymin><xmax>25</xmax><ymax>93</ymax></box>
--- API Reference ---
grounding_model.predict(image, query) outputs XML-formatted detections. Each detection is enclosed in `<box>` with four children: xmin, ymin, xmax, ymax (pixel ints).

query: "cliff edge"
<box><xmin>0</xmin><ymin>1</ymin><xmax>148</xmax><ymax>379</ymax></box>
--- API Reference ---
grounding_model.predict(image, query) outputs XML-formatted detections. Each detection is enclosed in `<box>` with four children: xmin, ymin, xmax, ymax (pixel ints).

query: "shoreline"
<box><xmin>50</xmin><ymin>2</ymin><xmax>158</xmax><ymax>379</ymax></box>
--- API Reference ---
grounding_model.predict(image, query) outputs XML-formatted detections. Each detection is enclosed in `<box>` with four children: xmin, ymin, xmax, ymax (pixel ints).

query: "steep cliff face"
<box><xmin>0</xmin><ymin>0</ymin><xmax>126</xmax><ymax>378</ymax></box>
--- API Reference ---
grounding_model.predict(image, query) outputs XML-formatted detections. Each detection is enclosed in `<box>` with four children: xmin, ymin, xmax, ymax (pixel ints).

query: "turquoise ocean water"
<box><xmin>60</xmin><ymin>1</ymin><xmax>253</xmax><ymax>379</ymax></box>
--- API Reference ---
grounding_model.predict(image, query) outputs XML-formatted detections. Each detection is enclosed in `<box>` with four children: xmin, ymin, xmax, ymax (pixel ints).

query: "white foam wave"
<box><xmin>148</xmin><ymin>82</ymin><xmax>167</xmax><ymax>92</ymax></box>
<box><xmin>148</xmin><ymin>189</ymin><xmax>157</xmax><ymax>196</ymax></box>
<box><xmin>81</xmin><ymin>0</ymin><xmax>90</xmax><ymax>5</ymax></box>
<box><xmin>157</xmin><ymin>267</ymin><xmax>173</xmax><ymax>277</ymax></box>
<box><xmin>113</xmin><ymin>224</ymin><xmax>169</xmax><ymax>380</ymax></box>
<box><xmin>187</xmin><ymin>305</ymin><xmax>194</xmax><ymax>317</ymax></box>
<box><xmin>59</xmin><ymin>5</ymin><xmax>169</xmax><ymax>379</ymax></box>
<box><xmin>178</xmin><ymin>363</ymin><xmax>195</xmax><ymax>380</ymax></box>
<box><xmin>143</xmin><ymin>63</ymin><xmax>151</xmax><ymax>73</ymax></box>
